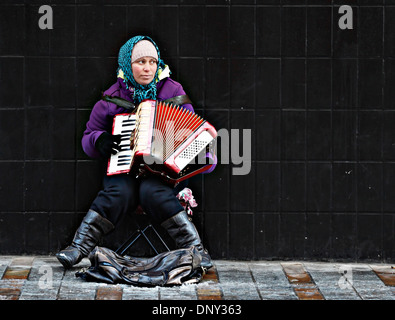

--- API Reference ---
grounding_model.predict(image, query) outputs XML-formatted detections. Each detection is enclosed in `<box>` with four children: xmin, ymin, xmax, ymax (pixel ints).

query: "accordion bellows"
<box><xmin>107</xmin><ymin>100</ymin><xmax>217</xmax><ymax>184</ymax></box>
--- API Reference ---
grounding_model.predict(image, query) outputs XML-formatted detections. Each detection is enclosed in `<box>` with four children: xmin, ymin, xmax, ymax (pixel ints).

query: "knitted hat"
<box><xmin>131</xmin><ymin>40</ymin><xmax>158</xmax><ymax>63</ymax></box>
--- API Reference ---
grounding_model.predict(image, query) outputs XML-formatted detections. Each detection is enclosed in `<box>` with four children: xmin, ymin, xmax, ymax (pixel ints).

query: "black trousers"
<box><xmin>90</xmin><ymin>173</ymin><xmax>187</xmax><ymax>226</ymax></box>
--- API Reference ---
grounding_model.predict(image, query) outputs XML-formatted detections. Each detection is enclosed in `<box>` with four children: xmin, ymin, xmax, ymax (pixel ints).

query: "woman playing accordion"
<box><xmin>56</xmin><ymin>36</ymin><xmax>216</xmax><ymax>270</ymax></box>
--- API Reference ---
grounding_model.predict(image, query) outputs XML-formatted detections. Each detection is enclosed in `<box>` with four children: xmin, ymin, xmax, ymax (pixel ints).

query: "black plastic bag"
<box><xmin>76</xmin><ymin>246</ymin><xmax>204</xmax><ymax>286</ymax></box>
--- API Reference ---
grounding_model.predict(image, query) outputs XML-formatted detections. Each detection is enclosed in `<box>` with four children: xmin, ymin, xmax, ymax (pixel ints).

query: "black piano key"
<box><xmin>117</xmin><ymin>161</ymin><xmax>131</xmax><ymax>166</ymax></box>
<box><xmin>118</xmin><ymin>155</ymin><xmax>131</xmax><ymax>159</ymax></box>
<box><xmin>122</xmin><ymin>118</ymin><xmax>135</xmax><ymax>123</ymax></box>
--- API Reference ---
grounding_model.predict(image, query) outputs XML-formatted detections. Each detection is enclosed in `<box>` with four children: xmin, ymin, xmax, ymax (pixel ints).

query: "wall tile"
<box><xmin>256</xmin><ymin>6</ymin><xmax>281</xmax><ymax>57</ymax></box>
<box><xmin>307</xmin><ymin>6</ymin><xmax>332</xmax><ymax>57</ymax></box>
<box><xmin>0</xmin><ymin>163</ymin><xmax>24</xmax><ymax>212</ymax></box>
<box><xmin>357</xmin><ymin>111</ymin><xmax>382</xmax><ymax>160</ymax></box>
<box><xmin>357</xmin><ymin>163</ymin><xmax>382</xmax><ymax>213</ymax></box>
<box><xmin>0</xmin><ymin>212</ymin><xmax>25</xmax><ymax>253</ymax></box>
<box><xmin>25</xmin><ymin>212</ymin><xmax>49</xmax><ymax>254</ymax></box>
<box><xmin>332</xmin><ymin>59</ymin><xmax>357</xmax><ymax>109</ymax></box>
<box><xmin>204</xmin><ymin>212</ymin><xmax>228</xmax><ymax>259</ymax></box>
<box><xmin>230</xmin><ymin>59</ymin><xmax>255</xmax><ymax>109</ymax></box>
<box><xmin>153</xmin><ymin>6</ymin><xmax>178</xmax><ymax>58</ymax></box>
<box><xmin>332</xmin><ymin>213</ymin><xmax>357</xmax><ymax>259</ymax></box>
<box><xmin>384</xmin><ymin>7</ymin><xmax>395</xmax><ymax>57</ymax></box>
<box><xmin>75</xmin><ymin>161</ymin><xmax>103</xmax><ymax>212</ymax></box>
<box><xmin>179</xmin><ymin>6</ymin><xmax>205</xmax><ymax>57</ymax></box>
<box><xmin>383</xmin><ymin>164</ymin><xmax>395</xmax><ymax>212</ymax></box>
<box><xmin>332</xmin><ymin>163</ymin><xmax>357</xmax><ymax>212</ymax></box>
<box><xmin>305</xmin><ymin>213</ymin><xmax>331</xmax><ymax>259</ymax></box>
<box><xmin>256</xmin><ymin>110</ymin><xmax>281</xmax><ymax>160</ymax></box>
<box><xmin>281</xmin><ymin>59</ymin><xmax>306</xmax><ymax>109</ymax></box>
<box><xmin>306</xmin><ymin>59</ymin><xmax>332</xmax><ymax>109</ymax></box>
<box><xmin>25</xmin><ymin>58</ymin><xmax>50</xmax><ymax>107</ymax></box>
<box><xmin>254</xmin><ymin>212</ymin><xmax>280</xmax><ymax>259</ymax></box>
<box><xmin>278</xmin><ymin>212</ymin><xmax>306</xmax><ymax>258</ymax></box>
<box><xmin>281</xmin><ymin>110</ymin><xmax>306</xmax><ymax>160</ymax></box>
<box><xmin>281</xmin><ymin>163</ymin><xmax>306</xmax><ymax>212</ymax></box>
<box><xmin>306</xmin><ymin>163</ymin><xmax>332</xmax><ymax>212</ymax></box>
<box><xmin>358</xmin><ymin>7</ymin><xmax>383</xmax><ymax>57</ymax></box>
<box><xmin>357</xmin><ymin>214</ymin><xmax>382</xmax><ymax>260</ymax></box>
<box><xmin>26</xmin><ymin>108</ymin><xmax>52</xmax><ymax>160</ymax></box>
<box><xmin>383</xmin><ymin>111</ymin><xmax>395</xmax><ymax>160</ymax></box>
<box><xmin>0</xmin><ymin>110</ymin><xmax>25</xmax><ymax>160</ymax></box>
<box><xmin>384</xmin><ymin>59</ymin><xmax>395</xmax><ymax>109</ymax></box>
<box><xmin>229</xmin><ymin>213</ymin><xmax>254</xmax><ymax>259</ymax></box>
<box><xmin>76</xmin><ymin>5</ymin><xmax>104</xmax><ymax>57</ymax></box>
<box><xmin>282</xmin><ymin>7</ymin><xmax>306</xmax><ymax>57</ymax></box>
<box><xmin>127</xmin><ymin>6</ymin><xmax>154</xmax><ymax>37</ymax></box>
<box><xmin>50</xmin><ymin>58</ymin><xmax>76</xmax><ymax>108</ymax></box>
<box><xmin>0</xmin><ymin>58</ymin><xmax>24</xmax><ymax>108</ymax></box>
<box><xmin>306</xmin><ymin>111</ymin><xmax>331</xmax><ymax>160</ymax></box>
<box><xmin>50</xmin><ymin>5</ymin><xmax>76</xmax><ymax>57</ymax></box>
<box><xmin>256</xmin><ymin>162</ymin><xmax>280</xmax><ymax>212</ymax></box>
<box><xmin>256</xmin><ymin>58</ymin><xmax>280</xmax><ymax>109</ymax></box>
<box><xmin>205</xmin><ymin>6</ymin><xmax>229</xmax><ymax>57</ymax></box>
<box><xmin>205</xmin><ymin>58</ymin><xmax>229</xmax><ymax>108</ymax></box>
<box><xmin>358</xmin><ymin>59</ymin><xmax>383</xmax><ymax>109</ymax></box>
<box><xmin>332</xmin><ymin>111</ymin><xmax>357</xmax><ymax>160</ymax></box>
<box><xmin>230</xmin><ymin>6</ymin><xmax>255</xmax><ymax>57</ymax></box>
<box><xmin>0</xmin><ymin>6</ymin><xmax>25</xmax><ymax>55</ymax></box>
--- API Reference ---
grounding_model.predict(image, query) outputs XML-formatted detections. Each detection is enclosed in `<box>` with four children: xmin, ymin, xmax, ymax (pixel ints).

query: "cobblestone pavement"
<box><xmin>1</xmin><ymin>255</ymin><xmax>395</xmax><ymax>300</ymax></box>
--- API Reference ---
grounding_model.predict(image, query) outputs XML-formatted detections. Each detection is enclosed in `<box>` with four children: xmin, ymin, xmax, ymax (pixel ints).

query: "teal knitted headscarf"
<box><xmin>117</xmin><ymin>36</ymin><xmax>166</xmax><ymax>105</ymax></box>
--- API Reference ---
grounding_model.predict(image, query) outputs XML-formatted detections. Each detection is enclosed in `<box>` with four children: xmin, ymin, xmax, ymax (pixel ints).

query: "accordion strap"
<box><xmin>102</xmin><ymin>94</ymin><xmax>193</xmax><ymax>112</ymax></box>
<box><xmin>102</xmin><ymin>95</ymin><xmax>136</xmax><ymax>111</ymax></box>
<box><xmin>163</xmin><ymin>94</ymin><xmax>192</xmax><ymax>106</ymax></box>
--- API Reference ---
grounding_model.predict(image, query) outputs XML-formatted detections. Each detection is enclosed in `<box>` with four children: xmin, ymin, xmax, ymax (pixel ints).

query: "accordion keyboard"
<box><xmin>107</xmin><ymin>114</ymin><xmax>136</xmax><ymax>175</ymax></box>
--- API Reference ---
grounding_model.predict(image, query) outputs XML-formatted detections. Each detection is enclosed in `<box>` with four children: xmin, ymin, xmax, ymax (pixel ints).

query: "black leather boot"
<box><xmin>56</xmin><ymin>209</ymin><xmax>114</xmax><ymax>269</ymax></box>
<box><xmin>161</xmin><ymin>211</ymin><xmax>213</xmax><ymax>270</ymax></box>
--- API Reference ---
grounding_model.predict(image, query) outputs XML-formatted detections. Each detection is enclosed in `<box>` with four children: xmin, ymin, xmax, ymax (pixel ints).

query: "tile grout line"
<box><xmin>248</xmin><ymin>265</ymin><xmax>263</xmax><ymax>300</ymax></box>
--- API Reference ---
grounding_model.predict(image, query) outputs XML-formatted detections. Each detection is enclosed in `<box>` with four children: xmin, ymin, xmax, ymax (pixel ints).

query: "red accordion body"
<box><xmin>107</xmin><ymin>100</ymin><xmax>217</xmax><ymax>184</ymax></box>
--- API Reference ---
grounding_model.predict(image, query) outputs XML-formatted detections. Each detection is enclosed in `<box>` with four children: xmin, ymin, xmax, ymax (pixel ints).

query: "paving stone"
<box><xmin>57</xmin><ymin>281</ymin><xmax>97</xmax><ymax>300</ymax></box>
<box><xmin>249</xmin><ymin>262</ymin><xmax>297</xmax><ymax>300</ymax></box>
<box><xmin>10</xmin><ymin>257</ymin><xmax>35</xmax><ymax>267</ymax></box>
<box><xmin>159</xmin><ymin>285</ymin><xmax>198</xmax><ymax>300</ymax></box>
<box><xmin>122</xmin><ymin>285</ymin><xmax>159</xmax><ymax>300</ymax></box>
<box><xmin>96</xmin><ymin>285</ymin><xmax>123</xmax><ymax>300</ymax></box>
<box><xmin>2</xmin><ymin>268</ymin><xmax>30</xmax><ymax>280</ymax></box>
<box><xmin>19</xmin><ymin>280</ymin><xmax>61</xmax><ymax>300</ymax></box>
<box><xmin>371</xmin><ymin>265</ymin><xmax>395</xmax><ymax>287</ymax></box>
<box><xmin>0</xmin><ymin>279</ymin><xmax>25</xmax><ymax>300</ymax></box>
<box><xmin>303</xmin><ymin>262</ymin><xmax>361</xmax><ymax>300</ymax></box>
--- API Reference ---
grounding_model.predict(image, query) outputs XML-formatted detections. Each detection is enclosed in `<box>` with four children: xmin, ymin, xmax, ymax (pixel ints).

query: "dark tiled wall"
<box><xmin>1</xmin><ymin>1</ymin><xmax>395</xmax><ymax>261</ymax></box>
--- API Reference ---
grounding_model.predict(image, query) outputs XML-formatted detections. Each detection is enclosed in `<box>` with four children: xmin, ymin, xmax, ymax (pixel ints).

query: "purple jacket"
<box><xmin>82</xmin><ymin>77</ymin><xmax>216</xmax><ymax>173</ymax></box>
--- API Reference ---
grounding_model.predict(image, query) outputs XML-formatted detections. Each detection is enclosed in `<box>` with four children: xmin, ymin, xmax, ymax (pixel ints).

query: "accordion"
<box><xmin>107</xmin><ymin>100</ymin><xmax>217</xmax><ymax>184</ymax></box>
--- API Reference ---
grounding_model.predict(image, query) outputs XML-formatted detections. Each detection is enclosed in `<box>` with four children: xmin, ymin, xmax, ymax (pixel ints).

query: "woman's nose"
<box><xmin>143</xmin><ymin>63</ymin><xmax>150</xmax><ymax>71</ymax></box>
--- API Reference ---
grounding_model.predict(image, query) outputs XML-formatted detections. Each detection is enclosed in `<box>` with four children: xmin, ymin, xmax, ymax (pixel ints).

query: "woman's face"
<box><xmin>131</xmin><ymin>57</ymin><xmax>158</xmax><ymax>85</ymax></box>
